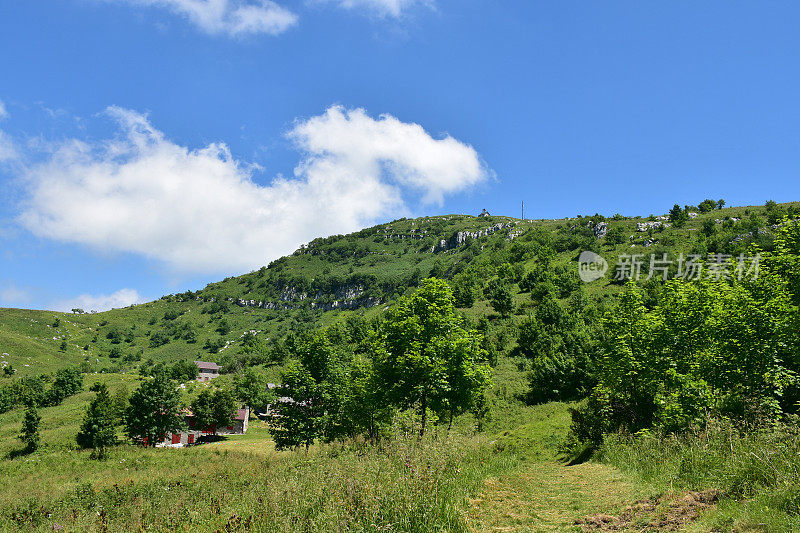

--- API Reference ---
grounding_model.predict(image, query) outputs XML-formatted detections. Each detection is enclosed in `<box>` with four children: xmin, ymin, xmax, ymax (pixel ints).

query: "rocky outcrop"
<box><xmin>585</xmin><ymin>221</ymin><xmax>608</xmax><ymax>239</ymax></box>
<box><xmin>233</xmin><ymin>283</ymin><xmax>380</xmax><ymax>312</ymax></box>
<box><xmin>310</xmin><ymin>296</ymin><xmax>382</xmax><ymax>311</ymax></box>
<box><xmin>280</xmin><ymin>287</ymin><xmax>307</xmax><ymax>301</ymax></box>
<box><xmin>637</xmin><ymin>221</ymin><xmax>671</xmax><ymax>232</ymax></box>
<box><xmin>435</xmin><ymin>222</ymin><xmax>519</xmax><ymax>251</ymax></box>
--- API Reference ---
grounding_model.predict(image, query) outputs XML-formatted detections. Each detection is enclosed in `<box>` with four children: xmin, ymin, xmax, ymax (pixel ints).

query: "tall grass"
<box><xmin>598</xmin><ymin>419</ymin><xmax>800</xmax><ymax>531</ymax></box>
<box><xmin>0</xmin><ymin>429</ymin><xmax>515</xmax><ymax>532</ymax></box>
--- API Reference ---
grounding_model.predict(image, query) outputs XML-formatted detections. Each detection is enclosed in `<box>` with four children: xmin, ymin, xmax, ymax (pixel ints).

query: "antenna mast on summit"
<box><xmin>521</xmin><ymin>201</ymin><xmax>524</xmax><ymax>221</ymax></box>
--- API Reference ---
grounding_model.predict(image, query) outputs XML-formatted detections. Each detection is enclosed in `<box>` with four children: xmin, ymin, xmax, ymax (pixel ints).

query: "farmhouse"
<box><xmin>157</xmin><ymin>407</ymin><xmax>249</xmax><ymax>447</ymax></box>
<box><xmin>194</xmin><ymin>360</ymin><xmax>220</xmax><ymax>381</ymax></box>
<box><xmin>255</xmin><ymin>383</ymin><xmax>296</xmax><ymax>419</ymax></box>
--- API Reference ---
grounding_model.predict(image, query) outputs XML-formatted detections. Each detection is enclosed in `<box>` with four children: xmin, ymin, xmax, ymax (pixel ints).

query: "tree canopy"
<box><xmin>375</xmin><ymin>278</ymin><xmax>491</xmax><ymax>434</ymax></box>
<box><xmin>124</xmin><ymin>371</ymin><xmax>184</xmax><ymax>446</ymax></box>
<box><xmin>77</xmin><ymin>382</ymin><xmax>118</xmax><ymax>457</ymax></box>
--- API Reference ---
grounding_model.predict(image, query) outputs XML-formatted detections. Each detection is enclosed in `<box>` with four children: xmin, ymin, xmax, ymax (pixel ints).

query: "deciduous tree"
<box><xmin>375</xmin><ymin>278</ymin><xmax>491</xmax><ymax>435</ymax></box>
<box><xmin>191</xmin><ymin>388</ymin><xmax>237</xmax><ymax>437</ymax></box>
<box><xmin>125</xmin><ymin>371</ymin><xmax>183</xmax><ymax>446</ymax></box>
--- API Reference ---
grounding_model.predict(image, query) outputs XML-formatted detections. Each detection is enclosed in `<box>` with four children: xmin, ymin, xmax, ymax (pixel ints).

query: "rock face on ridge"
<box><xmin>233</xmin><ymin>283</ymin><xmax>382</xmax><ymax>312</ymax></box>
<box><xmin>435</xmin><ymin>222</ymin><xmax>519</xmax><ymax>251</ymax></box>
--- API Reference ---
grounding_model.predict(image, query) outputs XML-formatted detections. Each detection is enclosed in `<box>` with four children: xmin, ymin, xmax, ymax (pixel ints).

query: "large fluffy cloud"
<box><xmin>18</xmin><ymin>106</ymin><xmax>488</xmax><ymax>274</ymax></box>
<box><xmin>290</xmin><ymin>106</ymin><xmax>486</xmax><ymax>205</ymax></box>
<box><xmin>53</xmin><ymin>288</ymin><xmax>145</xmax><ymax>313</ymax></box>
<box><xmin>120</xmin><ymin>0</ymin><xmax>298</xmax><ymax>37</ymax></box>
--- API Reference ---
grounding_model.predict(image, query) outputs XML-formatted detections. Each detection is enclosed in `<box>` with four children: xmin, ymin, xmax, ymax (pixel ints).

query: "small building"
<box><xmin>194</xmin><ymin>361</ymin><xmax>220</xmax><ymax>381</ymax></box>
<box><xmin>478</xmin><ymin>209</ymin><xmax>490</xmax><ymax>217</ymax></box>
<box><xmin>256</xmin><ymin>383</ymin><xmax>296</xmax><ymax>419</ymax></box>
<box><xmin>157</xmin><ymin>407</ymin><xmax>249</xmax><ymax>448</ymax></box>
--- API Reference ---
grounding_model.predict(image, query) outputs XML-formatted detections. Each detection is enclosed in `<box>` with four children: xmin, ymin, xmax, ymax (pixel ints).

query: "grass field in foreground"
<box><xmin>0</xmin><ymin>393</ymin><xmax>605</xmax><ymax>532</ymax></box>
<box><xmin>0</xmin><ymin>427</ymin><xmax>513</xmax><ymax>531</ymax></box>
<box><xmin>5</xmin><ymin>373</ymin><xmax>788</xmax><ymax>532</ymax></box>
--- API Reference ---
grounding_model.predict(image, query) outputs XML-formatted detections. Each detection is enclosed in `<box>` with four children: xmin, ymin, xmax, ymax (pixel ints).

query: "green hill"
<box><xmin>1</xmin><ymin>200</ymin><xmax>795</xmax><ymax>379</ymax></box>
<box><xmin>1</xmin><ymin>199</ymin><xmax>799</xmax><ymax>532</ymax></box>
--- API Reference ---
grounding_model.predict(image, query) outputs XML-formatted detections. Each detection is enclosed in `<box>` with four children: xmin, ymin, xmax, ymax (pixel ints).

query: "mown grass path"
<box><xmin>466</xmin><ymin>403</ymin><xmax>650</xmax><ymax>532</ymax></box>
<box><xmin>465</xmin><ymin>459</ymin><xmax>646</xmax><ymax>532</ymax></box>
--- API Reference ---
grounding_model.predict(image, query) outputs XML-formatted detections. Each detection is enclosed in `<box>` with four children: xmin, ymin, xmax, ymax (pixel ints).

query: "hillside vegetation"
<box><xmin>3</xmin><ymin>201</ymin><xmax>792</xmax><ymax>378</ymax></box>
<box><xmin>1</xmin><ymin>199</ymin><xmax>799</xmax><ymax>532</ymax></box>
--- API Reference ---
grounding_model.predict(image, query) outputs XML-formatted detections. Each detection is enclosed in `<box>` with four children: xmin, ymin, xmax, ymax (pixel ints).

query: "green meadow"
<box><xmin>2</xmin><ymin>202</ymin><xmax>800</xmax><ymax>531</ymax></box>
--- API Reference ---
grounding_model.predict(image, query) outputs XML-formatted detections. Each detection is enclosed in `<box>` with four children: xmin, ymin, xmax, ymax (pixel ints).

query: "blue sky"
<box><xmin>1</xmin><ymin>0</ymin><xmax>799</xmax><ymax>311</ymax></box>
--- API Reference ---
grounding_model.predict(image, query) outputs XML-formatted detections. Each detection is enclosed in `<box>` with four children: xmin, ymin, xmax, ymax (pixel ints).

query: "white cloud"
<box><xmin>327</xmin><ymin>0</ymin><xmax>432</xmax><ymax>17</ymax></box>
<box><xmin>53</xmin><ymin>288</ymin><xmax>145</xmax><ymax>313</ymax></box>
<box><xmin>290</xmin><ymin>106</ymin><xmax>486</xmax><ymax>205</ymax></box>
<box><xmin>0</xmin><ymin>100</ymin><xmax>13</xmax><ymax>162</ymax></box>
<box><xmin>120</xmin><ymin>0</ymin><xmax>298</xmax><ymax>37</ymax></box>
<box><xmin>0</xmin><ymin>284</ymin><xmax>31</xmax><ymax>306</ymax></box>
<box><xmin>0</xmin><ymin>130</ymin><xmax>18</xmax><ymax>163</ymax></box>
<box><xmin>18</xmin><ymin>105</ymin><xmax>488</xmax><ymax>274</ymax></box>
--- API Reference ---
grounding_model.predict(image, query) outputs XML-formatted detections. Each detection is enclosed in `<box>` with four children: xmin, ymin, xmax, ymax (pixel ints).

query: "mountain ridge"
<box><xmin>1</xmin><ymin>201</ymin><xmax>796</xmax><ymax>379</ymax></box>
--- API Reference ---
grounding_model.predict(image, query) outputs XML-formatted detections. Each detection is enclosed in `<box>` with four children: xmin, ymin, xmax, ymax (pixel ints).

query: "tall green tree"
<box><xmin>375</xmin><ymin>278</ymin><xmax>491</xmax><ymax>435</ymax></box>
<box><xmin>124</xmin><ymin>371</ymin><xmax>183</xmax><ymax>446</ymax></box>
<box><xmin>169</xmin><ymin>359</ymin><xmax>199</xmax><ymax>382</ymax></box>
<box><xmin>46</xmin><ymin>366</ymin><xmax>83</xmax><ymax>406</ymax></box>
<box><xmin>190</xmin><ymin>388</ymin><xmax>237</xmax><ymax>436</ymax></box>
<box><xmin>77</xmin><ymin>382</ymin><xmax>117</xmax><ymax>458</ymax></box>
<box><xmin>233</xmin><ymin>367</ymin><xmax>273</xmax><ymax>412</ymax></box>
<box><xmin>451</xmin><ymin>272</ymin><xmax>477</xmax><ymax>308</ymax></box>
<box><xmin>268</xmin><ymin>328</ymin><xmax>389</xmax><ymax>447</ymax></box>
<box><xmin>335</xmin><ymin>354</ymin><xmax>388</xmax><ymax>442</ymax></box>
<box><xmin>518</xmin><ymin>294</ymin><xmax>594</xmax><ymax>404</ymax></box>
<box><xmin>572</xmin><ymin>269</ymin><xmax>798</xmax><ymax>443</ymax></box>
<box><xmin>669</xmin><ymin>204</ymin><xmax>689</xmax><ymax>227</ymax></box>
<box><xmin>698</xmin><ymin>199</ymin><xmax>717</xmax><ymax>213</ymax></box>
<box><xmin>19</xmin><ymin>405</ymin><xmax>41</xmax><ymax>452</ymax></box>
<box><xmin>484</xmin><ymin>279</ymin><xmax>514</xmax><ymax>316</ymax></box>
<box><xmin>271</xmin><ymin>331</ymin><xmax>348</xmax><ymax>445</ymax></box>
<box><xmin>268</xmin><ymin>361</ymin><xmax>323</xmax><ymax>450</ymax></box>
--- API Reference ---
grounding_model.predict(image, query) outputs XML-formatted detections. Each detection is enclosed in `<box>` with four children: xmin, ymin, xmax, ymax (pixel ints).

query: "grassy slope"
<box><xmin>0</xmin><ymin>371</ymin><xmax>510</xmax><ymax>532</ymax></box>
<box><xmin>0</xmin><ymin>373</ymin><xmax>141</xmax><ymax>458</ymax></box>
<box><xmin>464</xmin><ymin>402</ymin><xmax>650</xmax><ymax>532</ymax></box>
<box><xmin>3</xmin><ymin>202</ymin><xmax>786</xmax><ymax>380</ymax></box>
<box><xmin>1</xmin><ymin>202</ymin><xmax>797</xmax><ymax>531</ymax></box>
<box><xmin>0</xmin><ymin>383</ymin><xmax>651</xmax><ymax>532</ymax></box>
<box><xmin>601</xmin><ymin>426</ymin><xmax>800</xmax><ymax>532</ymax></box>
<box><xmin>0</xmin><ymin>344</ymin><xmax>654</xmax><ymax>532</ymax></box>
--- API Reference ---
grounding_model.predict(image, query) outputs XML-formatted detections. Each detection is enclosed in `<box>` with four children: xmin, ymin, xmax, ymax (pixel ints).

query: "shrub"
<box><xmin>599</xmin><ymin>420</ymin><xmax>800</xmax><ymax>530</ymax></box>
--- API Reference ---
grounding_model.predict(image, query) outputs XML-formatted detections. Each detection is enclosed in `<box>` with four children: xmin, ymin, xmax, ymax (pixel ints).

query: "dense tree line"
<box><xmin>570</xmin><ymin>219</ymin><xmax>800</xmax><ymax>444</ymax></box>
<box><xmin>267</xmin><ymin>279</ymin><xmax>492</xmax><ymax>449</ymax></box>
<box><xmin>18</xmin><ymin>204</ymin><xmax>800</xmax><ymax>459</ymax></box>
<box><xmin>0</xmin><ymin>366</ymin><xmax>83</xmax><ymax>414</ymax></box>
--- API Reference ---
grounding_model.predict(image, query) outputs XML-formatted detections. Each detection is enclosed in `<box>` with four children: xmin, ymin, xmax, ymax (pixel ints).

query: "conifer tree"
<box><xmin>77</xmin><ymin>382</ymin><xmax>117</xmax><ymax>458</ymax></box>
<box><xmin>19</xmin><ymin>405</ymin><xmax>41</xmax><ymax>452</ymax></box>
